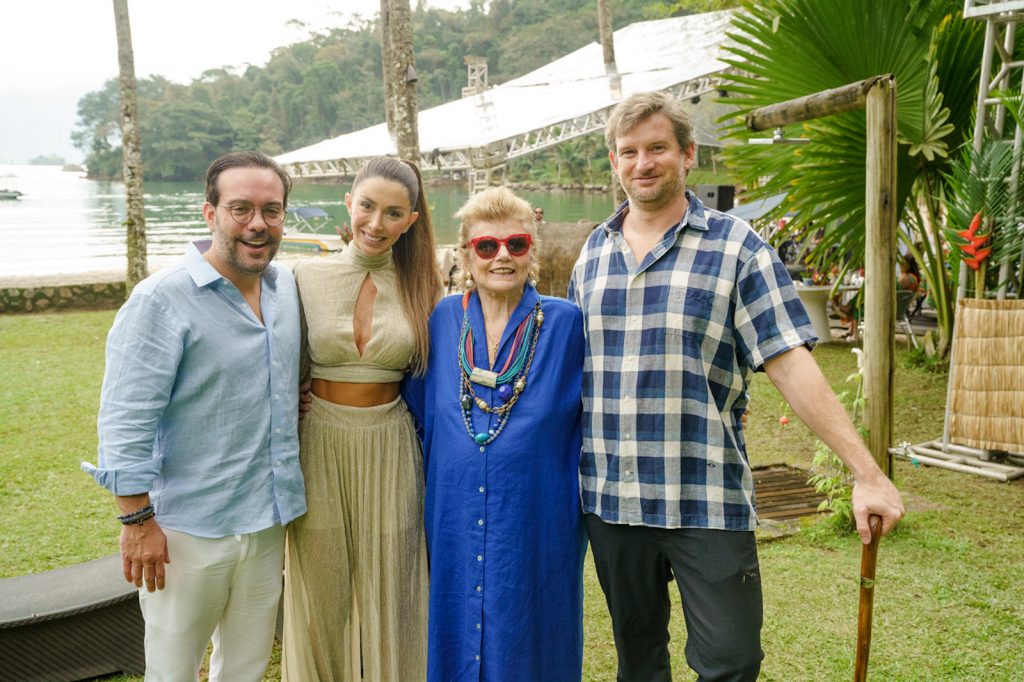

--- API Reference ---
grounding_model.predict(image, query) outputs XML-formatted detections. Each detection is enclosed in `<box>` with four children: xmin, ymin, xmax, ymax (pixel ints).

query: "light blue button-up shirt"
<box><xmin>82</xmin><ymin>241</ymin><xmax>306</xmax><ymax>538</ymax></box>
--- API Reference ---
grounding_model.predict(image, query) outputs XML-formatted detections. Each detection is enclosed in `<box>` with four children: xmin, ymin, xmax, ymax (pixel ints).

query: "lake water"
<box><xmin>0</xmin><ymin>164</ymin><xmax>616</xmax><ymax>278</ymax></box>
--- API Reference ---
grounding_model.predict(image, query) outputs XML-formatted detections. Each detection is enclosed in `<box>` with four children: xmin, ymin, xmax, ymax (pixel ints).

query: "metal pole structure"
<box><xmin>956</xmin><ymin>19</ymin><xmax>997</xmax><ymax>305</ymax></box>
<box><xmin>746</xmin><ymin>75</ymin><xmax>898</xmax><ymax>475</ymax></box>
<box><xmin>996</xmin><ymin>22</ymin><xmax>1019</xmax><ymax>300</ymax></box>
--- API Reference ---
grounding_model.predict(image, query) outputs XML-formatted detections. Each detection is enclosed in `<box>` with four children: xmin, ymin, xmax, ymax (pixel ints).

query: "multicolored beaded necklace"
<box><xmin>458</xmin><ymin>291</ymin><xmax>544</xmax><ymax>445</ymax></box>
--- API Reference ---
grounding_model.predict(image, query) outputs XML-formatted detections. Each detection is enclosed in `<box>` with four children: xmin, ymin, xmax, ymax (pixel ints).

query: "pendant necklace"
<box><xmin>457</xmin><ymin>291</ymin><xmax>544</xmax><ymax>445</ymax></box>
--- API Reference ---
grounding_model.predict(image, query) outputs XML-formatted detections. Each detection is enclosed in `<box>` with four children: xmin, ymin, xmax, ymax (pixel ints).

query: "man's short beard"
<box><xmin>628</xmin><ymin>175</ymin><xmax>685</xmax><ymax>212</ymax></box>
<box><xmin>213</xmin><ymin>225</ymin><xmax>278</xmax><ymax>277</ymax></box>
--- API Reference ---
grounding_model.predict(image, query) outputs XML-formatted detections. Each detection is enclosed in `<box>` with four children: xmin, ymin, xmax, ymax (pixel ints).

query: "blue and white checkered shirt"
<box><xmin>568</xmin><ymin>191</ymin><xmax>817</xmax><ymax>531</ymax></box>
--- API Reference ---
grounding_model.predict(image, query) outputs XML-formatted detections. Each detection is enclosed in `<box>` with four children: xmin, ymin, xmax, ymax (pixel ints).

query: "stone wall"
<box><xmin>0</xmin><ymin>282</ymin><xmax>126</xmax><ymax>314</ymax></box>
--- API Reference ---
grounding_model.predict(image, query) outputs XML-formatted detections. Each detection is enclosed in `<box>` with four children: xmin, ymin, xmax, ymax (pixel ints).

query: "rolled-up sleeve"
<box><xmin>82</xmin><ymin>293</ymin><xmax>183</xmax><ymax>495</ymax></box>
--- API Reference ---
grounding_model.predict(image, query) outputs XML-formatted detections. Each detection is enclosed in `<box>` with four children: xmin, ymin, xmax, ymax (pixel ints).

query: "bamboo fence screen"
<box><xmin>947</xmin><ymin>299</ymin><xmax>1024</xmax><ymax>453</ymax></box>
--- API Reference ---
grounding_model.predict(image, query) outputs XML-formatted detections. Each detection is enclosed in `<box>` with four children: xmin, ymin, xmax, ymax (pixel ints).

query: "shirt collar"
<box><xmin>601</xmin><ymin>189</ymin><xmax>710</xmax><ymax>238</ymax></box>
<box><xmin>184</xmin><ymin>239</ymin><xmax>280</xmax><ymax>288</ymax></box>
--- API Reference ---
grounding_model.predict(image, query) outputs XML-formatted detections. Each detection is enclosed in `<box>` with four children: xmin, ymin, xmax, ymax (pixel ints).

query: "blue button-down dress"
<box><xmin>404</xmin><ymin>286</ymin><xmax>587</xmax><ymax>682</ymax></box>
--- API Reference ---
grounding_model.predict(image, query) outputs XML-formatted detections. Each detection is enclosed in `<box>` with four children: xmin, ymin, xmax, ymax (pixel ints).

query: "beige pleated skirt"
<box><xmin>281</xmin><ymin>395</ymin><xmax>428</xmax><ymax>681</ymax></box>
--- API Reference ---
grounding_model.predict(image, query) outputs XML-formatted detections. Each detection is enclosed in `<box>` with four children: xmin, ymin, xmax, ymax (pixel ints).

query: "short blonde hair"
<box><xmin>454</xmin><ymin>186</ymin><xmax>540</xmax><ymax>288</ymax></box>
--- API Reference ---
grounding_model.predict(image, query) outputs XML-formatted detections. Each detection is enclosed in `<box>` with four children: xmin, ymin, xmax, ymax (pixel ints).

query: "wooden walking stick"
<box><xmin>854</xmin><ymin>514</ymin><xmax>883</xmax><ymax>682</ymax></box>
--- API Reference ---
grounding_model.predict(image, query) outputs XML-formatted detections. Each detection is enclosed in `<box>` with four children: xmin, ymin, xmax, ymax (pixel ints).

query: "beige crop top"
<box><xmin>295</xmin><ymin>244</ymin><xmax>415</xmax><ymax>383</ymax></box>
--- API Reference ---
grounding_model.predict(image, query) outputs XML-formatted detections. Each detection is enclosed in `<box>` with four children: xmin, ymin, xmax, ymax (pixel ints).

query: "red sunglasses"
<box><xmin>464</xmin><ymin>233</ymin><xmax>532</xmax><ymax>259</ymax></box>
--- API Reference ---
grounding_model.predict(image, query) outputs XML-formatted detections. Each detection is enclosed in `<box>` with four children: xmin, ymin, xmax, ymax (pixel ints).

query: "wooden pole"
<box><xmin>746</xmin><ymin>76</ymin><xmax>887</xmax><ymax>132</ymax></box>
<box><xmin>744</xmin><ymin>74</ymin><xmax>897</xmax><ymax>475</ymax></box>
<box><xmin>863</xmin><ymin>76</ymin><xmax>897</xmax><ymax>476</ymax></box>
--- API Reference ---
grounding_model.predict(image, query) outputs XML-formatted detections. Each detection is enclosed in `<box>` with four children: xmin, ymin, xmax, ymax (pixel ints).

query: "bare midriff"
<box><xmin>311</xmin><ymin>378</ymin><xmax>401</xmax><ymax>407</ymax></box>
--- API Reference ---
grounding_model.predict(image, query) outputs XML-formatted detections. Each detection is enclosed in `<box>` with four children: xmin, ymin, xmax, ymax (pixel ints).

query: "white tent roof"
<box><xmin>276</xmin><ymin>10</ymin><xmax>735</xmax><ymax>173</ymax></box>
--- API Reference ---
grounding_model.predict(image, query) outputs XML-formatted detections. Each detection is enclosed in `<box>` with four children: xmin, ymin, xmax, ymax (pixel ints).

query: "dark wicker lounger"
<box><xmin>0</xmin><ymin>553</ymin><xmax>145</xmax><ymax>681</ymax></box>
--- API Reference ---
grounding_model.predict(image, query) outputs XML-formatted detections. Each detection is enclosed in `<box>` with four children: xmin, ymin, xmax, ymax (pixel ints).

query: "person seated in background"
<box><xmin>834</xmin><ymin>267</ymin><xmax>864</xmax><ymax>342</ymax></box>
<box><xmin>898</xmin><ymin>253</ymin><xmax>921</xmax><ymax>293</ymax></box>
<box><xmin>533</xmin><ymin>206</ymin><xmax>546</xmax><ymax>224</ymax></box>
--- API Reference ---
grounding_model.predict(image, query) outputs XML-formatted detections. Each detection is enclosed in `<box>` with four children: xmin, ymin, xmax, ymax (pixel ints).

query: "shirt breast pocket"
<box><xmin>661</xmin><ymin>288</ymin><xmax>715</xmax><ymax>401</ymax></box>
<box><xmin>665</xmin><ymin>287</ymin><xmax>715</xmax><ymax>337</ymax></box>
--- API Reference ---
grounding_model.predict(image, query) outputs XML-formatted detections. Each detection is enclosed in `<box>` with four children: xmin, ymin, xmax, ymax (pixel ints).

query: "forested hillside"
<box><xmin>74</xmin><ymin>0</ymin><xmax>734</xmax><ymax>181</ymax></box>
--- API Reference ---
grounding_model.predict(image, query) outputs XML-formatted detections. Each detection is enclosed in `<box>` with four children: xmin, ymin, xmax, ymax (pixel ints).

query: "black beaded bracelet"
<box><xmin>117</xmin><ymin>504</ymin><xmax>155</xmax><ymax>525</ymax></box>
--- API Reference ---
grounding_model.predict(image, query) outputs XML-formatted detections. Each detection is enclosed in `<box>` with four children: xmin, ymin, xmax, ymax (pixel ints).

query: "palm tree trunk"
<box><xmin>113</xmin><ymin>0</ymin><xmax>147</xmax><ymax>294</ymax></box>
<box><xmin>909</xmin><ymin>185</ymin><xmax>953</xmax><ymax>359</ymax></box>
<box><xmin>597</xmin><ymin>0</ymin><xmax>617</xmax><ymax>76</ymax></box>
<box><xmin>380</xmin><ymin>0</ymin><xmax>420</xmax><ymax>163</ymax></box>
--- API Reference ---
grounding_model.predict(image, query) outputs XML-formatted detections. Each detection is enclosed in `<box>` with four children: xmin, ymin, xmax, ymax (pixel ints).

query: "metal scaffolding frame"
<box><xmin>892</xmin><ymin>1</ymin><xmax>1024</xmax><ymax>480</ymax></box>
<box><xmin>277</xmin><ymin>10</ymin><xmax>737</xmax><ymax>181</ymax></box>
<box><xmin>961</xmin><ymin>0</ymin><xmax>1024</xmax><ymax>301</ymax></box>
<box><xmin>282</xmin><ymin>75</ymin><xmax>726</xmax><ymax>181</ymax></box>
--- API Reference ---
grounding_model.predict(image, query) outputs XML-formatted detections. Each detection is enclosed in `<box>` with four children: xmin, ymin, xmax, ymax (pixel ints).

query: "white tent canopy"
<box><xmin>276</xmin><ymin>10</ymin><xmax>735</xmax><ymax>178</ymax></box>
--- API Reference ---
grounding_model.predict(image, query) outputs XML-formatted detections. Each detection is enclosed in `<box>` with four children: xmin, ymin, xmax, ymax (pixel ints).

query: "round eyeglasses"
<box><xmin>464</xmin><ymin>234</ymin><xmax>532</xmax><ymax>259</ymax></box>
<box><xmin>215</xmin><ymin>201</ymin><xmax>286</xmax><ymax>227</ymax></box>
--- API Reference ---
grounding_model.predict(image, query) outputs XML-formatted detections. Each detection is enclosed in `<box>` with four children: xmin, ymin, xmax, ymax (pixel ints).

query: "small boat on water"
<box><xmin>1</xmin><ymin>175</ymin><xmax>23</xmax><ymax>200</ymax></box>
<box><xmin>281</xmin><ymin>206</ymin><xmax>347</xmax><ymax>253</ymax></box>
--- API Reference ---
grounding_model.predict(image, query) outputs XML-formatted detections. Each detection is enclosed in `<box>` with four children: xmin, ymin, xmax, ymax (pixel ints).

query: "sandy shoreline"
<box><xmin>0</xmin><ymin>253</ymin><xmax>313</xmax><ymax>289</ymax></box>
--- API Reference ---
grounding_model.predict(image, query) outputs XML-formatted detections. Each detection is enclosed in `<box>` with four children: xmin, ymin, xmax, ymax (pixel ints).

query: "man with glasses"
<box><xmin>568</xmin><ymin>92</ymin><xmax>903</xmax><ymax>681</ymax></box>
<box><xmin>82</xmin><ymin>151</ymin><xmax>306</xmax><ymax>680</ymax></box>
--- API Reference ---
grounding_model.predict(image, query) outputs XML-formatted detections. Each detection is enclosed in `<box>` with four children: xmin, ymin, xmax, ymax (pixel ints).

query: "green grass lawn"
<box><xmin>1</xmin><ymin>310</ymin><xmax>1021</xmax><ymax>681</ymax></box>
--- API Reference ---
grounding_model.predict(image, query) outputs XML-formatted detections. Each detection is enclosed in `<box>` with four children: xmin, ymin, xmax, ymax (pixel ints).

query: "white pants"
<box><xmin>138</xmin><ymin>525</ymin><xmax>285</xmax><ymax>682</ymax></box>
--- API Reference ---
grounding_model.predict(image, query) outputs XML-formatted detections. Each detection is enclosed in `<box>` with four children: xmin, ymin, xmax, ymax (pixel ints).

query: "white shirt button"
<box><xmin>476</xmin><ymin>585</ymin><xmax>482</xmax><ymax>592</ymax></box>
<box><xmin>478</xmin><ymin>519</ymin><xmax>484</xmax><ymax>526</ymax></box>
<box><xmin>478</xmin><ymin>486</ymin><xmax>485</xmax><ymax>493</ymax></box>
<box><xmin>476</xmin><ymin>554</ymin><xmax>483</xmax><ymax>562</ymax></box>
<box><xmin>624</xmin><ymin>433</ymin><xmax>632</xmax><ymax>440</ymax></box>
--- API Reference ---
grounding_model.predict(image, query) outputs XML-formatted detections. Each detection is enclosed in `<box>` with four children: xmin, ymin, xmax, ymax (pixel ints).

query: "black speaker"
<box><xmin>695</xmin><ymin>184</ymin><xmax>735</xmax><ymax>211</ymax></box>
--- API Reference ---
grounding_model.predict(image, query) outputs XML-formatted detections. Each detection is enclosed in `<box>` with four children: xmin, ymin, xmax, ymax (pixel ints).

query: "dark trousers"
<box><xmin>586</xmin><ymin>514</ymin><xmax>764</xmax><ymax>682</ymax></box>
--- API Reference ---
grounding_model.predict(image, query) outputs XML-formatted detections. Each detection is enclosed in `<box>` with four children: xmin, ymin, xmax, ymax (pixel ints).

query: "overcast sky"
<box><xmin>1</xmin><ymin>1</ymin><xmax>470</xmax><ymax>164</ymax></box>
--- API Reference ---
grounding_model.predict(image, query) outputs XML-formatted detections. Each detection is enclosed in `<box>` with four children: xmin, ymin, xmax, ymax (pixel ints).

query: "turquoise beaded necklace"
<box><xmin>457</xmin><ymin>292</ymin><xmax>544</xmax><ymax>445</ymax></box>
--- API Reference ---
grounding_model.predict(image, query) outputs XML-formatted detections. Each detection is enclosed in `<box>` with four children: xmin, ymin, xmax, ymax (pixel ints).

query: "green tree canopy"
<box><xmin>74</xmin><ymin>0</ymin><xmax>701</xmax><ymax>181</ymax></box>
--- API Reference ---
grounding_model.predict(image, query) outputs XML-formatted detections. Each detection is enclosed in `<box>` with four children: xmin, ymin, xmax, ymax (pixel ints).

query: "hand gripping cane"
<box><xmin>854</xmin><ymin>514</ymin><xmax>883</xmax><ymax>682</ymax></box>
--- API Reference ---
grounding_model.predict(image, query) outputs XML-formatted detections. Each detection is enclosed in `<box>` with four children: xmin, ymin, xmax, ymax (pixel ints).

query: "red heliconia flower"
<box><xmin>958</xmin><ymin>211</ymin><xmax>991</xmax><ymax>270</ymax></box>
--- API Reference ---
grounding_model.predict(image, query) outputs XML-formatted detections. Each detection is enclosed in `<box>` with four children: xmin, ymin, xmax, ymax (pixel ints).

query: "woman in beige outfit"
<box><xmin>282</xmin><ymin>157</ymin><xmax>441</xmax><ymax>680</ymax></box>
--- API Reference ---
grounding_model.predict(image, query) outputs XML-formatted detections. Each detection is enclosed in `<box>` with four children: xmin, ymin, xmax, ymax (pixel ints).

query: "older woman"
<box><xmin>404</xmin><ymin>187</ymin><xmax>586</xmax><ymax>681</ymax></box>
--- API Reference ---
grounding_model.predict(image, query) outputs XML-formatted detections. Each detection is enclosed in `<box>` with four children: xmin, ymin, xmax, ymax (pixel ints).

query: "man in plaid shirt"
<box><xmin>568</xmin><ymin>92</ymin><xmax>904</xmax><ymax>681</ymax></box>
